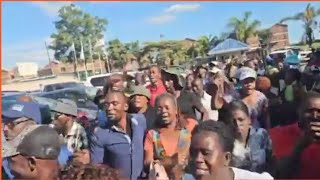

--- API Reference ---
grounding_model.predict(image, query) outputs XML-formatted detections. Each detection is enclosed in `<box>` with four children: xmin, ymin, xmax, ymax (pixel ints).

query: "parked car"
<box><xmin>2</xmin><ymin>92</ymin><xmax>27</xmax><ymax>111</ymax></box>
<box><xmin>32</xmin><ymin>88</ymin><xmax>98</xmax><ymax>120</ymax></box>
<box><xmin>42</xmin><ymin>82</ymin><xmax>85</xmax><ymax>92</ymax></box>
<box><xmin>85</xmin><ymin>71</ymin><xmax>138</xmax><ymax>89</ymax></box>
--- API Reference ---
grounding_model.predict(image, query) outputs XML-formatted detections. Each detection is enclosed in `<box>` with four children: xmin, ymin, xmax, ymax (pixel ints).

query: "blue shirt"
<box><xmin>2</xmin><ymin>158</ymin><xmax>13</xmax><ymax>180</ymax></box>
<box><xmin>58</xmin><ymin>145</ymin><xmax>73</xmax><ymax>166</ymax></box>
<box><xmin>90</xmin><ymin>114</ymin><xmax>147</xmax><ymax>180</ymax></box>
<box><xmin>97</xmin><ymin>111</ymin><xmax>108</xmax><ymax>128</ymax></box>
<box><xmin>232</xmin><ymin>128</ymin><xmax>272</xmax><ymax>173</ymax></box>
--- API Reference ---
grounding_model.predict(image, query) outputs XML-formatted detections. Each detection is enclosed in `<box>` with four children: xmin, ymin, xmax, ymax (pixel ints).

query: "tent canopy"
<box><xmin>208</xmin><ymin>38</ymin><xmax>249</xmax><ymax>56</ymax></box>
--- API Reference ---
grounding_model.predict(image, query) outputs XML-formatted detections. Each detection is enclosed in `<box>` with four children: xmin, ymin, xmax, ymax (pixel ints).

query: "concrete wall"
<box><xmin>2</xmin><ymin>75</ymin><xmax>80</xmax><ymax>92</ymax></box>
<box><xmin>17</xmin><ymin>62</ymin><xmax>39</xmax><ymax>77</ymax></box>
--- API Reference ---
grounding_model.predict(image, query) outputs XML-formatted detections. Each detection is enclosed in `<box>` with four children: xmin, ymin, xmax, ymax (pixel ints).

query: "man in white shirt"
<box><xmin>192</xmin><ymin>77</ymin><xmax>218</xmax><ymax>121</ymax></box>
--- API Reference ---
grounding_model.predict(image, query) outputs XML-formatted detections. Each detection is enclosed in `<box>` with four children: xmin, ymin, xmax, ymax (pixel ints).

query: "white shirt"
<box><xmin>183</xmin><ymin>167</ymin><xmax>273</xmax><ymax>180</ymax></box>
<box><xmin>197</xmin><ymin>92</ymin><xmax>219</xmax><ymax>121</ymax></box>
<box><xmin>232</xmin><ymin>167</ymin><xmax>274</xmax><ymax>180</ymax></box>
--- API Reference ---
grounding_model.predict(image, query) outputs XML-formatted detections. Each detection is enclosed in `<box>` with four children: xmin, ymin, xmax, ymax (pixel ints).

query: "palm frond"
<box><xmin>227</xmin><ymin>17</ymin><xmax>241</xmax><ymax>28</ymax></box>
<box><xmin>280</xmin><ymin>13</ymin><xmax>304</xmax><ymax>23</ymax></box>
<box><xmin>243</xmin><ymin>11</ymin><xmax>252</xmax><ymax>22</ymax></box>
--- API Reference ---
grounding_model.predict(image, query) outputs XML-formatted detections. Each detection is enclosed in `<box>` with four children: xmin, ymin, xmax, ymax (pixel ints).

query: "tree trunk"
<box><xmin>306</xmin><ymin>26</ymin><xmax>313</xmax><ymax>48</ymax></box>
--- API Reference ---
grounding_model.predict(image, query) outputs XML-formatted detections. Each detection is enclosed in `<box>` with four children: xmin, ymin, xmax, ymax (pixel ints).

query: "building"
<box><xmin>269</xmin><ymin>23</ymin><xmax>290</xmax><ymax>51</ymax></box>
<box><xmin>44</xmin><ymin>60</ymin><xmax>107</xmax><ymax>75</ymax></box>
<box><xmin>246</xmin><ymin>34</ymin><xmax>261</xmax><ymax>50</ymax></box>
<box><xmin>2</xmin><ymin>69</ymin><xmax>11</xmax><ymax>84</ymax></box>
<box><xmin>16</xmin><ymin>62</ymin><xmax>39</xmax><ymax>77</ymax></box>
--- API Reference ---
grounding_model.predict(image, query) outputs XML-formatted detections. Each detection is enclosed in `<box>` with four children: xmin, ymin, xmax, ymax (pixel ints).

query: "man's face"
<box><xmin>9</xmin><ymin>155</ymin><xmax>36</xmax><ymax>179</ymax></box>
<box><xmin>52</xmin><ymin>113</ymin><xmax>69</xmax><ymax>134</ymax></box>
<box><xmin>148</xmin><ymin>67</ymin><xmax>161</xmax><ymax>84</ymax></box>
<box><xmin>110</xmin><ymin>75</ymin><xmax>125</xmax><ymax>91</ymax></box>
<box><xmin>105</xmin><ymin>92</ymin><xmax>128</xmax><ymax>122</ymax></box>
<box><xmin>277</xmin><ymin>62</ymin><xmax>284</xmax><ymax>71</ymax></box>
<box><xmin>9</xmin><ymin>155</ymin><xmax>59</xmax><ymax>180</ymax></box>
<box><xmin>131</xmin><ymin>95</ymin><xmax>148</xmax><ymax>110</ymax></box>
<box><xmin>192</xmin><ymin>80</ymin><xmax>204</xmax><ymax>96</ymax></box>
<box><xmin>300</xmin><ymin>97</ymin><xmax>320</xmax><ymax>134</ymax></box>
<box><xmin>3</xmin><ymin>118</ymin><xmax>31</xmax><ymax>141</ymax></box>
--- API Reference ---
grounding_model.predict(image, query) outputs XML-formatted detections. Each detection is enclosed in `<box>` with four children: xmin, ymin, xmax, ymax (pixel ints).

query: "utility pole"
<box><xmin>45</xmin><ymin>41</ymin><xmax>53</xmax><ymax>75</ymax></box>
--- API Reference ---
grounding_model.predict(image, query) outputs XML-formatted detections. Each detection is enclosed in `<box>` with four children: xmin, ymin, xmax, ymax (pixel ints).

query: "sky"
<box><xmin>2</xmin><ymin>1</ymin><xmax>320</xmax><ymax>69</ymax></box>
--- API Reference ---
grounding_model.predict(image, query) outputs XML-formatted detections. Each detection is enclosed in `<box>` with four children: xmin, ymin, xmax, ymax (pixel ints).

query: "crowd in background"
<box><xmin>2</xmin><ymin>50</ymin><xmax>320</xmax><ymax>180</ymax></box>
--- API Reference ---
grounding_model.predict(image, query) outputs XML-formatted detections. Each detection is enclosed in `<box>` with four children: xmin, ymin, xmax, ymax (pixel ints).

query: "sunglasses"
<box><xmin>4</xmin><ymin>120</ymin><xmax>28</xmax><ymax>130</ymax></box>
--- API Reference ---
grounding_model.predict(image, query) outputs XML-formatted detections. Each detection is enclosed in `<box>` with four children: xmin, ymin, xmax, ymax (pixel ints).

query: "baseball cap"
<box><xmin>2</xmin><ymin>101</ymin><xmax>41</xmax><ymax>124</ymax></box>
<box><xmin>239</xmin><ymin>67</ymin><xmax>257</xmax><ymax>81</ymax></box>
<box><xmin>129</xmin><ymin>85</ymin><xmax>151</xmax><ymax>100</ymax></box>
<box><xmin>3</xmin><ymin>125</ymin><xmax>61</xmax><ymax>159</ymax></box>
<box><xmin>50</xmin><ymin>98</ymin><xmax>78</xmax><ymax>117</ymax></box>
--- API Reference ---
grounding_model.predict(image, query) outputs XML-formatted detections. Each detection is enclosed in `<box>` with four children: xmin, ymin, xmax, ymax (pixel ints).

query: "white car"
<box><xmin>85</xmin><ymin>71</ymin><xmax>139</xmax><ymax>89</ymax></box>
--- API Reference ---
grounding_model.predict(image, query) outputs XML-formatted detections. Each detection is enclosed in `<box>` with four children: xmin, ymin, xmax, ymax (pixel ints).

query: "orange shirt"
<box><xmin>144</xmin><ymin>118</ymin><xmax>197</xmax><ymax>157</ymax></box>
<box><xmin>185</xmin><ymin>118</ymin><xmax>198</xmax><ymax>133</ymax></box>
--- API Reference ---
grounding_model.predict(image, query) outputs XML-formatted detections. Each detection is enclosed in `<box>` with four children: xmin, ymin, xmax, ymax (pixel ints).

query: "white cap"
<box><xmin>239</xmin><ymin>68</ymin><xmax>257</xmax><ymax>81</ymax></box>
<box><xmin>209</xmin><ymin>67</ymin><xmax>221</xmax><ymax>74</ymax></box>
<box><xmin>209</xmin><ymin>61</ymin><xmax>219</xmax><ymax>66</ymax></box>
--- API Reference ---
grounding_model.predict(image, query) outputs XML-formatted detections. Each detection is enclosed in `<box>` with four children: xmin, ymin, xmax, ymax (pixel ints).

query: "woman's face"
<box><xmin>241</xmin><ymin>78</ymin><xmax>256</xmax><ymax>95</ymax></box>
<box><xmin>155</xmin><ymin>97</ymin><xmax>177</xmax><ymax>125</ymax></box>
<box><xmin>190</xmin><ymin>131</ymin><xmax>231</xmax><ymax>179</ymax></box>
<box><xmin>231</xmin><ymin>109</ymin><xmax>251</xmax><ymax>138</ymax></box>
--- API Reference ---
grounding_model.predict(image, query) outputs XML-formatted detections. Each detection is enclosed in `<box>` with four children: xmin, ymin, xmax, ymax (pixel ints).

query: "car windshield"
<box><xmin>39</xmin><ymin>89</ymin><xmax>96</xmax><ymax>110</ymax></box>
<box><xmin>44</xmin><ymin>82</ymin><xmax>84</xmax><ymax>92</ymax></box>
<box><xmin>90</xmin><ymin>76</ymin><xmax>108</xmax><ymax>87</ymax></box>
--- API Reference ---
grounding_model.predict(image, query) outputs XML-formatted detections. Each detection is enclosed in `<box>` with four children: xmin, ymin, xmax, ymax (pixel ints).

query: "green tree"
<box><xmin>124</xmin><ymin>41</ymin><xmax>141</xmax><ymax>61</ymax></box>
<box><xmin>227</xmin><ymin>11</ymin><xmax>261</xmax><ymax>42</ymax></box>
<box><xmin>142</xmin><ymin>40</ymin><xmax>184</xmax><ymax>65</ymax></box>
<box><xmin>192</xmin><ymin>35</ymin><xmax>222</xmax><ymax>58</ymax></box>
<box><xmin>50</xmin><ymin>4</ymin><xmax>108</xmax><ymax>62</ymax></box>
<box><xmin>280</xmin><ymin>4</ymin><xmax>320</xmax><ymax>47</ymax></box>
<box><xmin>107</xmin><ymin>39</ymin><xmax>127</xmax><ymax>68</ymax></box>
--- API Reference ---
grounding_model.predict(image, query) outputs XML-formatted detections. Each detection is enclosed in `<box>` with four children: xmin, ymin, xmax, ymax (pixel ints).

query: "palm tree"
<box><xmin>107</xmin><ymin>39</ymin><xmax>126</xmax><ymax>68</ymax></box>
<box><xmin>227</xmin><ymin>11</ymin><xmax>261</xmax><ymax>43</ymax></box>
<box><xmin>193</xmin><ymin>35</ymin><xmax>220</xmax><ymax>58</ymax></box>
<box><xmin>280</xmin><ymin>4</ymin><xmax>320</xmax><ymax>47</ymax></box>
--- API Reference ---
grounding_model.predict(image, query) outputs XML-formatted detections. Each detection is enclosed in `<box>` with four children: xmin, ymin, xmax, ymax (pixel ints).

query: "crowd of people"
<box><xmin>2</xmin><ymin>50</ymin><xmax>320</xmax><ymax>180</ymax></box>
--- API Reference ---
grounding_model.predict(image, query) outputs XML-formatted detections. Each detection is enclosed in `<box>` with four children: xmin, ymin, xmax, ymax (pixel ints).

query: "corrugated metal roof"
<box><xmin>208</xmin><ymin>38</ymin><xmax>249</xmax><ymax>55</ymax></box>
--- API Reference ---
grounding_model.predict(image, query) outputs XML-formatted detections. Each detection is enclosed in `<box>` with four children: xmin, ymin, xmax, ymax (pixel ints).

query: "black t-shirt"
<box><xmin>143</xmin><ymin>105</ymin><xmax>157</xmax><ymax>130</ymax></box>
<box><xmin>177</xmin><ymin>90</ymin><xmax>203</xmax><ymax>119</ymax></box>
